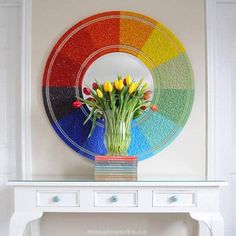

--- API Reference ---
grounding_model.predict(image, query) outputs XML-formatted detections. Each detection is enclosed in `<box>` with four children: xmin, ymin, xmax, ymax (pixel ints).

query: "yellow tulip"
<box><xmin>128</xmin><ymin>82</ymin><xmax>139</xmax><ymax>94</ymax></box>
<box><xmin>141</xmin><ymin>82</ymin><xmax>148</xmax><ymax>91</ymax></box>
<box><xmin>96</xmin><ymin>89</ymin><xmax>103</xmax><ymax>98</ymax></box>
<box><xmin>114</xmin><ymin>79</ymin><xmax>124</xmax><ymax>90</ymax></box>
<box><xmin>103</xmin><ymin>81</ymin><xmax>113</xmax><ymax>92</ymax></box>
<box><xmin>125</xmin><ymin>75</ymin><xmax>132</xmax><ymax>86</ymax></box>
<box><xmin>134</xmin><ymin>82</ymin><xmax>139</xmax><ymax>90</ymax></box>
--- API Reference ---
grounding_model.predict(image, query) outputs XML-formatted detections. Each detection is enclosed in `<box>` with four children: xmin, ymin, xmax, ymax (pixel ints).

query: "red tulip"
<box><xmin>143</xmin><ymin>90</ymin><xmax>152</xmax><ymax>100</ymax></box>
<box><xmin>86</xmin><ymin>97</ymin><xmax>96</xmax><ymax>102</ymax></box>
<box><xmin>140</xmin><ymin>106</ymin><xmax>147</xmax><ymax>110</ymax></box>
<box><xmin>72</xmin><ymin>100</ymin><xmax>82</xmax><ymax>108</ymax></box>
<box><xmin>83</xmin><ymin>87</ymin><xmax>91</xmax><ymax>95</ymax></box>
<box><xmin>151</xmin><ymin>104</ymin><xmax>158</xmax><ymax>112</ymax></box>
<box><xmin>92</xmin><ymin>82</ymin><xmax>98</xmax><ymax>90</ymax></box>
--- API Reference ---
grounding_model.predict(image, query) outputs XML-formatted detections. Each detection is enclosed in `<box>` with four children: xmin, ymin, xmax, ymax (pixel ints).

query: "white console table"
<box><xmin>8</xmin><ymin>178</ymin><xmax>226</xmax><ymax>236</ymax></box>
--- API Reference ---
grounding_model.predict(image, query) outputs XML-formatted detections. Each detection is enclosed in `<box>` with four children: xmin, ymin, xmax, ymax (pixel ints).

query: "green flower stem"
<box><xmin>104</xmin><ymin>110</ymin><xmax>132</xmax><ymax>156</ymax></box>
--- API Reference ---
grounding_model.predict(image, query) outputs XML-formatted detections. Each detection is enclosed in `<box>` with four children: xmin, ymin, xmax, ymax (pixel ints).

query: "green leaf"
<box><xmin>133</xmin><ymin>109</ymin><xmax>143</xmax><ymax>119</ymax></box>
<box><xmin>88</xmin><ymin>112</ymin><xmax>98</xmax><ymax>138</ymax></box>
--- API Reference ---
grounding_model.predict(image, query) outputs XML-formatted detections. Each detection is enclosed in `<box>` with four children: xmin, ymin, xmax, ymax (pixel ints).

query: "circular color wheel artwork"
<box><xmin>42</xmin><ymin>11</ymin><xmax>194</xmax><ymax>161</ymax></box>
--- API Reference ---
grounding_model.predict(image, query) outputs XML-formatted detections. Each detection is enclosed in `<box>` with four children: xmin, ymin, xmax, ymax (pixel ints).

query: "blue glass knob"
<box><xmin>111</xmin><ymin>195</ymin><xmax>118</xmax><ymax>202</ymax></box>
<box><xmin>169</xmin><ymin>195</ymin><xmax>178</xmax><ymax>203</ymax></box>
<box><xmin>53</xmin><ymin>196</ymin><xmax>60</xmax><ymax>203</ymax></box>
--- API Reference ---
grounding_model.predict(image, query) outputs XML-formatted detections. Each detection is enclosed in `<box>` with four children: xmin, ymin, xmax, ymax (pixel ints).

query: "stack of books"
<box><xmin>95</xmin><ymin>156</ymin><xmax>137</xmax><ymax>181</ymax></box>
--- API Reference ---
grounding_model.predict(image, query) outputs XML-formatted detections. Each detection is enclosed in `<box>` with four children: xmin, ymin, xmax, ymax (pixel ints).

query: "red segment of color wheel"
<box><xmin>42</xmin><ymin>11</ymin><xmax>120</xmax><ymax>88</ymax></box>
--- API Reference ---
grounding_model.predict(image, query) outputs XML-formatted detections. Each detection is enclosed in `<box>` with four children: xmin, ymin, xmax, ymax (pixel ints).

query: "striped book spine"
<box><xmin>95</xmin><ymin>156</ymin><xmax>137</xmax><ymax>181</ymax></box>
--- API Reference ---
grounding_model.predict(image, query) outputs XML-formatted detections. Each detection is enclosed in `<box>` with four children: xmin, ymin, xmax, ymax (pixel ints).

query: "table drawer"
<box><xmin>153</xmin><ymin>191</ymin><xmax>196</xmax><ymax>207</ymax></box>
<box><xmin>37</xmin><ymin>191</ymin><xmax>80</xmax><ymax>207</ymax></box>
<box><xmin>94</xmin><ymin>190</ymin><xmax>138</xmax><ymax>207</ymax></box>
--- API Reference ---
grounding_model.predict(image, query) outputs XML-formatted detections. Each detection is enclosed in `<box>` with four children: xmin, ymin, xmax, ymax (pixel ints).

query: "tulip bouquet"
<box><xmin>72</xmin><ymin>75</ymin><xmax>157</xmax><ymax>156</ymax></box>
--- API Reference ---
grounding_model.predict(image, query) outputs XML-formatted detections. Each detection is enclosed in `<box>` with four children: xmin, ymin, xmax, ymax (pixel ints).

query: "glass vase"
<box><xmin>103</xmin><ymin>110</ymin><xmax>132</xmax><ymax>156</ymax></box>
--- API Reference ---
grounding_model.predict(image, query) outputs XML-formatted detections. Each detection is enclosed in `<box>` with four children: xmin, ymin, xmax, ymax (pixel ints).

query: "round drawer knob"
<box><xmin>169</xmin><ymin>195</ymin><xmax>178</xmax><ymax>203</ymax></box>
<box><xmin>111</xmin><ymin>195</ymin><xmax>118</xmax><ymax>202</ymax></box>
<box><xmin>53</xmin><ymin>196</ymin><xmax>60</xmax><ymax>203</ymax></box>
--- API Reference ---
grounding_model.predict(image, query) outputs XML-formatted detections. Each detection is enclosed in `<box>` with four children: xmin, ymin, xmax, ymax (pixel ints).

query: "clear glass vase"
<box><xmin>103</xmin><ymin>110</ymin><xmax>132</xmax><ymax>156</ymax></box>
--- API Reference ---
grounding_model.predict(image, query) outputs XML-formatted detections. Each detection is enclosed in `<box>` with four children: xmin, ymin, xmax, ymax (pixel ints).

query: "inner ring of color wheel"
<box><xmin>42</xmin><ymin>11</ymin><xmax>194</xmax><ymax>161</ymax></box>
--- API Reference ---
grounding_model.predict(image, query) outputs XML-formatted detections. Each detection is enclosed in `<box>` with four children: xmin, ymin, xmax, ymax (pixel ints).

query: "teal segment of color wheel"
<box><xmin>128</xmin><ymin>120</ymin><xmax>152</xmax><ymax>160</ymax></box>
<box><xmin>138</xmin><ymin>112</ymin><xmax>177</xmax><ymax>149</ymax></box>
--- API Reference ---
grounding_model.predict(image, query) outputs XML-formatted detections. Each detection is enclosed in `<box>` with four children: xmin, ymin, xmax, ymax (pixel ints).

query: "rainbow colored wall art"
<box><xmin>42</xmin><ymin>11</ymin><xmax>194</xmax><ymax>161</ymax></box>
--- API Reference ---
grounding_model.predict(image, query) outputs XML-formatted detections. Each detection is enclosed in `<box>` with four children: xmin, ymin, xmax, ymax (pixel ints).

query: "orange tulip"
<box><xmin>151</xmin><ymin>104</ymin><xmax>158</xmax><ymax>112</ymax></box>
<box><xmin>143</xmin><ymin>90</ymin><xmax>152</xmax><ymax>100</ymax></box>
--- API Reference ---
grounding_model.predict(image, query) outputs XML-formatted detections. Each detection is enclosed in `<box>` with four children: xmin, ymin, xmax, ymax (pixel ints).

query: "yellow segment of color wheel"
<box><xmin>138</xmin><ymin>23</ymin><xmax>186</xmax><ymax>69</ymax></box>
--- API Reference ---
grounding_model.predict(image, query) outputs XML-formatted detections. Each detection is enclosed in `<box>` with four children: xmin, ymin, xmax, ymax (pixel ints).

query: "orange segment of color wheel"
<box><xmin>119</xmin><ymin>12</ymin><xmax>154</xmax><ymax>55</ymax></box>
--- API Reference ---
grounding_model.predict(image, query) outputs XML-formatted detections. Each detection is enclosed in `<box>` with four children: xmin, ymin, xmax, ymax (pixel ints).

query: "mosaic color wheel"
<box><xmin>42</xmin><ymin>11</ymin><xmax>194</xmax><ymax>161</ymax></box>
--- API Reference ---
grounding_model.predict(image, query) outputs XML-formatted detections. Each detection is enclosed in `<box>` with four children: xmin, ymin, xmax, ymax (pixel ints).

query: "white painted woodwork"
<box><xmin>152</xmin><ymin>191</ymin><xmax>196</xmax><ymax>207</ymax></box>
<box><xmin>189</xmin><ymin>212</ymin><xmax>224</xmax><ymax>236</ymax></box>
<box><xmin>36</xmin><ymin>191</ymin><xmax>80</xmax><ymax>207</ymax></box>
<box><xmin>20</xmin><ymin>0</ymin><xmax>32</xmax><ymax>179</ymax></box>
<box><xmin>8</xmin><ymin>181</ymin><xmax>226</xmax><ymax>236</ymax></box>
<box><xmin>0</xmin><ymin>1</ymin><xmax>21</xmax><ymax>236</ymax></box>
<box><xmin>8</xmin><ymin>180</ymin><xmax>225</xmax><ymax>187</ymax></box>
<box><xmin>9</xmin><ymin>212</ymin><xmax>43</xmax><ymax>236</ymax></box>
<box><xmin>207</xmin><ymin>0</ymin><xmax>236</xmax><ymax>235</ymax></box>
<box><xmin>94</xmin><ymin>190</ymin><xmax>138</xmax><ymax>207</ymax></box>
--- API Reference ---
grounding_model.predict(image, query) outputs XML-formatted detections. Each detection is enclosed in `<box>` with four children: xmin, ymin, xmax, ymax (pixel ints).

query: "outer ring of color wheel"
<box><xmin>42</xmin><ymin>11</ymin><xmax>194</xmax><ymax>161</ymax></box>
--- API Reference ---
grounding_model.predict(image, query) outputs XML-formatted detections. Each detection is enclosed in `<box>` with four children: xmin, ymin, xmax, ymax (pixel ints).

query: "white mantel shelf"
<box><xmin>8</xmin><ymin>180</ymin><xmax>226</xmax><ymax>187</ymax></box>
<box><xmin>8</xmin><ymin>177</ymin><xmax>227</xmax><ymax>236</ymax></box>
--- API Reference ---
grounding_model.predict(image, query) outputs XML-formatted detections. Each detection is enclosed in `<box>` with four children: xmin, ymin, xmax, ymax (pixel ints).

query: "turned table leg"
<box><xmin>9</xmin><ymin>211</ymin><xmax>43</xmax><ymax>236</ymax></box>
<box><xmin>189</xmin><ymin>212</ymin><xmax>224</xmax><ymax>236</ymax></box>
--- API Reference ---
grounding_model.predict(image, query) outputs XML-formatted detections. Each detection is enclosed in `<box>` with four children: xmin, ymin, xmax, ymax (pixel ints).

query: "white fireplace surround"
<box><xmin>3</xmin><ymin>0</ymin><xmax>235</xmax><ymax>235</ymax></box>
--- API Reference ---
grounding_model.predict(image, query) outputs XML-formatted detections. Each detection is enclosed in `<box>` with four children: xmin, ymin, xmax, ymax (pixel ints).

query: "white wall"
<box><xmin>31</xmin><ymin>0</ymin><xmax>206</xmax><ymax>235</ymax></box>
